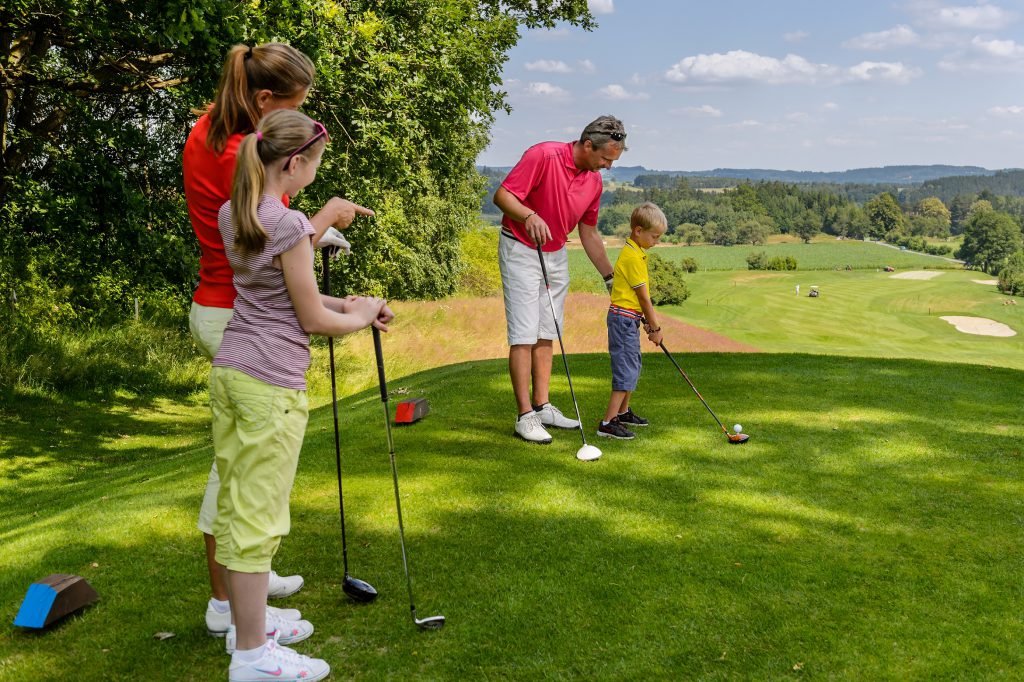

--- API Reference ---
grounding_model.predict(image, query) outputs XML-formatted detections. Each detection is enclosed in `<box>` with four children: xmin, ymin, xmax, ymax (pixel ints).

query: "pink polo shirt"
<box><xmin>500</xmin><ymin>141</ymin><xmax>603</xmax><ymax>253</ymax></box>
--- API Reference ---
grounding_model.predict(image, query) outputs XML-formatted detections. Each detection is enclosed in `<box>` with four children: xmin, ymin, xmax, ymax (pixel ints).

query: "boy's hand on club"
<box><xmin>647</xmin><ymin>329</ymin><xmax>663</xmax><ymax>345</ymax></box>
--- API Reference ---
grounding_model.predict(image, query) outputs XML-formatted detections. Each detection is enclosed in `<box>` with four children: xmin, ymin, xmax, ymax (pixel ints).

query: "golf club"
<box><xmin>371</xmin><ymin>327</ymin><xmax>445</xmax><ymax>630</ymax></box>
<box><xmin>645</xmin><ymin>320</ymin><xmax>749</xmax><ymax>444</ymax></box>
<box><xmin>321</xmin><ymin>253</ymin><xmax>378</xmax><ymax>603</ymax></box>
<box><xmin>536</xmin><ymin>245</ymin><xmax>602</xmax><ymax>462</ymax></box>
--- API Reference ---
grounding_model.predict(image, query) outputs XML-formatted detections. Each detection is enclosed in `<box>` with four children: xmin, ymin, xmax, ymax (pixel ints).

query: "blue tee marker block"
<box><xmin>13</xmin><ymin>583</ymin><xmax>59</xmax><ymax>628</ymax></box>
<box><xmin>13</xmin><ymin>574</ymin><xmax>98</xmax><ymax>630</ymax></box>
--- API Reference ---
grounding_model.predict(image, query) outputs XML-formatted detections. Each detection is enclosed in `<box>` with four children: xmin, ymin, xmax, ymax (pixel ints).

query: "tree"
<box><xmin>915</xmin><ymin>197</ymin><xmax>951</xmax><ymax>225</ymax></box>
<box><xmin>1</xmin><ymin>0</ymin><xmax>598</xmax><ymax>328</ymax></box>
<box><xmin>864</xmin><ymin>192</ymin><xmax>907</xmax><ymax>239</ymax></box>
<box><xmin>956</xmin><ymin>210</ymin><xmax>1023</xmax><ymax>273</ymax></box>
<box><xmin>793</xmin><ymin>210</ymin><xmax>821</xmax><ymax>243</ymax></box>
<box><xmin>647</xmin><ymin>253</ymin><xmax>690</xmax><ymax>305</ymax></box>
<box><xmin>997</xmin><ymin>251</ymin><xmax>1024</xmax><ymax>296</ymax></box>
<box><xmin>678</xmin><ymin>222</ymin><xmax>703</xmax><ymax>245</ymax></box>
<box><xmin>736</xmin><ymin>217</ymin><xmax>771</xmax><ymax>245</ymax></box>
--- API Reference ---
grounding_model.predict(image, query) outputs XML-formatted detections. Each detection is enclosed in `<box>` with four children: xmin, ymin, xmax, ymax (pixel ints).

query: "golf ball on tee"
<box><xmin>733</xmin><ymin>424</ymin><xmax>742</xmax><ymax>434</ymax></box>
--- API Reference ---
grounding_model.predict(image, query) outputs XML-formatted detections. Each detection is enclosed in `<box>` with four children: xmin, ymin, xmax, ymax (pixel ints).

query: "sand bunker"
<box><xmin>890</xmin><ymin>271</ymin><xmax>942</xmax><ymax>280</ymax></box>
<box><xmin>972</xmin><ymin>279</ymin><xmax>998</xmax><ymax>285</ymax></box>
<box><xmin>940</xmin><ymin>316</ymin><xmax>1016</xmax><ymax>337</ymax></box>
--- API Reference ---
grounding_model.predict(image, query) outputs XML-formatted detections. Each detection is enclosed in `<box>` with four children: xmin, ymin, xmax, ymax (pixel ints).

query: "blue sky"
<box><xmin>478</xmin><ymin>0</ymin><xmax>1024</xmax><ymax>171</ymax></box>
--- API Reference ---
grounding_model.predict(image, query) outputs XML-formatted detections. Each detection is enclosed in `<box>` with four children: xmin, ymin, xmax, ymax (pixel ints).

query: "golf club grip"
<box><xmin>535</xmin><ymin>244</ymin><xmax>550</xmax><ymax>284</ymax></box>
<box><xmin>321</xmin><ymin>249</ymin><xmax>331</xmax><ymax>294</ymax></box>
<box><xmin>372</xmin><ymin>327</ymin><xmax>388</xmax><ymax>402</ymax></box>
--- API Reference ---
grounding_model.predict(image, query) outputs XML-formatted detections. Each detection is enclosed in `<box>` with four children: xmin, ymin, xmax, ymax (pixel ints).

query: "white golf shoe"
<box><xmin>267</xmin><ymin>570</ymin><xmax>304</xmax><ymax>599</ymax></box>
<box><xmin>515</xmin><ymin>411</ymin><xmax>552</xmax><ymax>444</ymax></box>
<box><xmin>225</xmin><ymin>610</ymin><xmax>314</xmax><ymax>654</ymax></box>
<box><xmin>536</xmin><ymin>403</ymin><xmax>580</xmax><ymax>430</ymax></box>
<box><xmin>228</xmin><ymin>639</ymin><xmax>330</xmax><ymax>682</ymax></box>
<box><xmin>207</xmin><ymin>602</ymin><xmax>302</xmax><ymax>638</ymax></box>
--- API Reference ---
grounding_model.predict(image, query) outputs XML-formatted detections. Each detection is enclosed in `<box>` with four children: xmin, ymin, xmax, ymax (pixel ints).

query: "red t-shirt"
<box><xmin>183</xmin><ymin>114</ymin><xmax>242</xmax><ymax>308</ymax></box>
<box><xmin>500</xmin><ymin>141</ymin><xmax>602</xmax><ymax>253</ymax></box>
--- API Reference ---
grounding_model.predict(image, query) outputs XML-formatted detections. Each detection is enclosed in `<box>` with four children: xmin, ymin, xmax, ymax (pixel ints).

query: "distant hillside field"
<box><xmin>569</xmin><ymin>239</ymin><xmax>960</xmax><ymax>275</ymax></box>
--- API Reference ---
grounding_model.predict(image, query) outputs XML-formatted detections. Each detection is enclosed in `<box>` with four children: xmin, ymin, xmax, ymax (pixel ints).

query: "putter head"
<box><xmin>728</xmin><ymin>433</ymin><xmax>750</xmax><ymax>444</ymax></box>
<box><xmin>576</xmin><ymin>444</ymin><xmax>602</xmax><ymax>461</ymax></box>
<box><xmin>414</xmin><ymin>615</ymin><xmax>445</xmax><ymax>630</ymax></box>
<box><xmin>342</xmin><ymin>575</ymin><xmax>378</xmax><ymax>603</ymax></box>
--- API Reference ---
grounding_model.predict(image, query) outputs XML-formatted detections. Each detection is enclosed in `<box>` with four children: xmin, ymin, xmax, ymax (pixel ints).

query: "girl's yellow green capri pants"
<box><xmin>209</xmin><ymin>365</ymin><xmax>308</xmax><ymax>573</ymax></box>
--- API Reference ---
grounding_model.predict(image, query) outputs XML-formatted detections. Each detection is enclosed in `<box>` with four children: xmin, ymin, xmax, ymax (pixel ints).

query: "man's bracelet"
<box><xmin>523</xmin><ymin>211</ymin><xmax>536</xmax><ymax>223</ymax></box>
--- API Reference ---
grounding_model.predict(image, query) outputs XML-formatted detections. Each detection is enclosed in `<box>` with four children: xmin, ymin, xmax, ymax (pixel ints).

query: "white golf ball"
<box><xmin>733</xmin><ymin>424</ymin><xmax>743</xmax><ymax>433</ymax></box>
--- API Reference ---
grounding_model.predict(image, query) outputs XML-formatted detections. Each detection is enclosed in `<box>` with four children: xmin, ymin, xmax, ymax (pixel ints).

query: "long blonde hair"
<box><xmin>199</xmin><ymin>43</ymin><xmax>315</xmax><ymax>154</ymax></box>
<box><xmin>231</xmin><ymin>110</ymin><xmax>327</xmax><ymax>256</ymax></box>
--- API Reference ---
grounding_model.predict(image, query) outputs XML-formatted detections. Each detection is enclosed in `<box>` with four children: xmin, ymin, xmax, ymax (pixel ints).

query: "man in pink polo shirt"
<box><xmin>493</xmin><ymin>115</ymin><xmax>626</xmax><ymax>444</ymax></box>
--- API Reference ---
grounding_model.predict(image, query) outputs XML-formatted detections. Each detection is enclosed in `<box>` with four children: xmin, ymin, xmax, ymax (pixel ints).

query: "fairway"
<box><xmin>2</xmin><ymin>354</ymin><xmax>1022</xmax><ymax>680</ymax></box>
<box><xmin>571</xmin><ymin>243</ymin><xmax>1023</xmax><ymax>370</ymax></box>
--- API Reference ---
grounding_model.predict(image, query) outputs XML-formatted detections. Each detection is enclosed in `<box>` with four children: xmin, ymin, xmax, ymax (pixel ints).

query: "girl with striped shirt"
<box><xmin>213</xmin><ymin>108</ymin><xmax>392</xmax><ymax>682</ymax></box>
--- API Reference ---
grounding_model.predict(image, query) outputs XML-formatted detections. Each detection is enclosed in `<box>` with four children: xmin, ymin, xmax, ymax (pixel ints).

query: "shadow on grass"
<box><xmin>1</xmin><ymin>354</ymin><xmax>1022</xmax><ymax>679</ymax></box>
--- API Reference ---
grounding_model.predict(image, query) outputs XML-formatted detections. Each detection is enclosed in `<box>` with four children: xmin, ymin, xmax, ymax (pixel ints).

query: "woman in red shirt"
<box><xmin>183</xmin><ymin>41</ymin><xmax>371</xmax><ymax>645</ymax></box>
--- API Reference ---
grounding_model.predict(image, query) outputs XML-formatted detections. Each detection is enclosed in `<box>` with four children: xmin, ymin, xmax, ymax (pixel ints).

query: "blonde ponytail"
<box><xmin>231</xmin><ymin>133</ymin><xmax>268</xmax><ymax>255</ymax></box>
<box><xmin>229</xmin><ymin>110</ymin><xmax>328</xmax><ymax>256</ymax></box>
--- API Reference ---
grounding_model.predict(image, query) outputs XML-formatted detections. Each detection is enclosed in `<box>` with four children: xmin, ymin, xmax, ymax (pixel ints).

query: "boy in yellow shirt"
<box><xmin>598</xmin><ymin>202</ymin><xmax>668</xmax><ymax>440</ymax></box>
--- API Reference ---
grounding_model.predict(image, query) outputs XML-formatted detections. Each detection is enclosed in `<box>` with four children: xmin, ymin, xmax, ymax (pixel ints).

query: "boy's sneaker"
<box><xmin>208</xmin><ymin>603</ymin><xmax>302</xmax><ymax>637</ymax></box>
<box><xmin>268</xmin><ymin>570</ymin><xmax>304</xmax><ymax>599</ymax></box>
<box><xmin>536</xmin><ymin>403</ymin><xmax>580</xmax><ymax>430</ymax></box>
<box><xmin>597</xmin><ymin>418</ymin><xmax>635</xmax><ymax>440</ymax></box>
<box><xmin>515</xmin><ymin>411</ymin><xmax>552</xmax><ymax>444</ymax></box>
<box><xmin>616</xmin><ymin>409</ymin><xmax>649</xmax><ymax>427</ymax></box>
<box><xmin>225</xmin><ymin>611</ymin><xmax>314</xmax><ymax>654</ymax></box>
<box><xmin>228</xmin><ymin>639</ymin><xmax>330</xmax><ymax>682</ymax></box>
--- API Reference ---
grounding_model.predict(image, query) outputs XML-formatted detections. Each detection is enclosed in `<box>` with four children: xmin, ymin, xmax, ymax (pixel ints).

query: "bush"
<box><xmin>997</xmin><ymin>251</ymin><xmax>1024</xmax><ymax>296</ymax></box>
<box><xmin>647</xmin><ymin>252</ymin><xmax>690</xmax><ymax>306</ymax></box>
<box><xmin>458</xmin><ymin>226</ymin><xmax>501</xmax><ymax>296</ymax></box>
<box><xmin>746</xmin><ymin>251</ymin><xmax>768</xmax><ymax>270</ymax></box>
<box><xmin>679</xmin><ymin>257</ymin><xmax>698</xmax><ymax>273</ymax></box>
<box><xmin>767</xmin><ymin>256</ymin><xmax>798</xmax><ymax>271</ymax></box>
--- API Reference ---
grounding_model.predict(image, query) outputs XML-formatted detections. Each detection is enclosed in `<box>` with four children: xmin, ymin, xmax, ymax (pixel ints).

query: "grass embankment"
<box><xmin>2</xmin><ymin>354</ymin><xmax>1022</xmax><ymax>680</ymax></box>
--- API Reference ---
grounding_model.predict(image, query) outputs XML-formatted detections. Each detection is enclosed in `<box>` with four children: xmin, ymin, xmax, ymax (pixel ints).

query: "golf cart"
<box><xmin>808</xmin><ymin>285</ymin><xmax>820</xmax><ymax>298</ymax></box>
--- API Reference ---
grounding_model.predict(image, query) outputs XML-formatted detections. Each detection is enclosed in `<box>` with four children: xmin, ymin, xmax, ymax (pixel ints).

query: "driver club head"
<box><xmin>728</xmin><ymin>433</ymin><xmax>750</xmax><ymax>444</ymax></box>
<box><xmin>415</xmin><ymin>615</ymin><xmax>446</xmax><ymax>630</ymax></box>
<box><xmin>576</xmin><ymin>444</ymin><xmax>602</xmax><ymax>461</ymax></box>
<box><xmin>342</xmin><ymin>575</ymin><xmax>378</xmax><ymax>603</ymax></box>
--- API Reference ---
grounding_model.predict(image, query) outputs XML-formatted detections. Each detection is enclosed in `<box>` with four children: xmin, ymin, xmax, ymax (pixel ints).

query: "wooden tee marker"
<box><xmin>13</xmin><ymin>574</ymin><xmax>99</xmax><ymax>629</ymax></box>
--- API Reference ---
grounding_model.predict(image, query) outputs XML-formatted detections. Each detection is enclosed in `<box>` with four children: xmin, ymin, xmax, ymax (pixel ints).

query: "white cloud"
<box><xmin>665</xmin><ymin>50</ymin><xmax>837</xmax><ymax>85</ymax></box>
<box><xmin>525</xmin><ymin>59</ymin><xmax>572</xmax><ymax>73</ymax></box>
<box><xmin>678</xmin><ymin>104</ymin><xmax>723</xmax><ymax>118</ymax></box>
<box><xmin>526</xmin><ymin>82</ymin><xmax>568</xmax><ymax>98</ymax></box>
<box><xmin>845</xmin><ymin>61</ymin><xmax>923</xmax><ymax>84</ymax></box>
<box><xmin>938</xmin><ymin>36</ymin><xmax>1024</xmax><ymax>71</ymax></box>
<box><xmin>822</xmin><ymin>101</ymin><xmax>840</xmax><ymax>111</ymax></box>
<box><xmin>970</xmin><ymin>35</ymin><xmax>1024</xmax><ymax>58</ymax></box>
<box><xmin>930</xmin><ymin>3</ymin><xmax>1015</xmax><ymax>30</ymax></box>
<box><xmin>578</xmin><ymin>59</ymin><xmax>596</xmax><ymax>74</ymax></box>
<box><xmin>726</xmin><ymin>119</ymin><xmax>764</xmax><ymax>129</ymax></box>
<box><xmin>598</xmin><ymin>83</ymin><xmax>649</xmax><ymax>100</ymax></box>
<box><xmin>989</xmin><ymin>105</ymin><xmax>1024</xmax><ymax>115</ymax></box>
<box><xmin>588</xmin><ymin>0</ymin><xmax>614</xmax><ymax>14</ymax></box>
<box><xmin>843</xmin><ymin>25</ymin><xmax>920</xmax><ymax>50</ymax></box>
<box><xmin>784</xmin><ymin>31</ymin><xmax>809</xmax><ymax>43</ymax></box>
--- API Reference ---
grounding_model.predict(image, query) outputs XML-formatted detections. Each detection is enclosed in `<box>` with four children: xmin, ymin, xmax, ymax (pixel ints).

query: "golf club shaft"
<box><xmin>535</xmin><ymin>245</ymin><xmax>589</xmax><ymax>446</ymax></box>
<box><xmin>657</xmin><ymin>341</ymin><xmax>730</xmax><ymax>436</ymax></box>
<box><xmin>321</xmin><ymin>254</ymin><xmax>353</xmax><ymax>574</ymax></box>
<box><xmin>371</xmin><ymin>327</ymin><xmax>419</xmax><ymax>620</ymax></box>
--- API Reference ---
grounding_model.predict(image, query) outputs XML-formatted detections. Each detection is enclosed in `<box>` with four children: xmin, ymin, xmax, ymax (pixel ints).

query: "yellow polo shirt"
<box><xmin>610</xmin><ymin>238</ymin><xmax>648</xmax><ymax>312</ymax></box>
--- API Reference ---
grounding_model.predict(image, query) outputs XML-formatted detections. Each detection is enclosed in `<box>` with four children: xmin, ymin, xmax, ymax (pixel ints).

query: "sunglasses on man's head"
<box><xmin>282</xmin><ymin>121</ymin><xmax>329</xmax><ymax>171</ymax></box>
<box><xmin>608</xmin><ymin>131</ymin><xmax>625</xmax><ymax>141</ymax></box>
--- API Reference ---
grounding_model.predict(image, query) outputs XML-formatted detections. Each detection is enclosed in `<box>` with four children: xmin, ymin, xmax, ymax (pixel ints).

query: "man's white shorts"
<box><xmin>498</xmin><ymin>232</ymin><xmax>569</xmax><ymax>346</ymax></box>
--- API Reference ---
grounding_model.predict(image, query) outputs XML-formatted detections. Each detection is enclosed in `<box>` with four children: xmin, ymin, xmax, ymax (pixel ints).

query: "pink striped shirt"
<box><xmin>213</xmin><ymin>195</ymin><xmax>315</xmax><ymax>390</ymax></box>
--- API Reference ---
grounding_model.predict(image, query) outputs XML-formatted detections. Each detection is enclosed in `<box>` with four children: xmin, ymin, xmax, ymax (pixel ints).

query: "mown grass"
<box><xmin>1</xmin><ymin>354</ymin><xmax>1022</xmax><ymax>680</ymax></box>
<box><xmin>569</xmin><ymin>239</ymin><xmax>959</xmax><ymax>278</ymax></box>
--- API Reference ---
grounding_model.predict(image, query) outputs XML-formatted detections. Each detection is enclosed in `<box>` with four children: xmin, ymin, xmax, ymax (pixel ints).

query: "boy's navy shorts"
<box><xmin>607</xmin><ymin>307</ymin><xmax>642</xmax><ymax>392</ymax></box>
